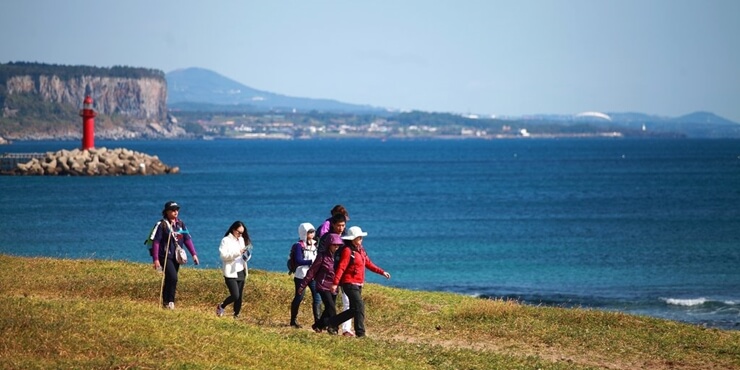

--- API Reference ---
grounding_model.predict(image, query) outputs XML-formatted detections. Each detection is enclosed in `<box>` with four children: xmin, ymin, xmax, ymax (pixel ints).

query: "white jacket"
<box><xmin>295</xmin><ymin>222</ymin><xmax>318</xmax><ymax>279</ymax></box>
<box><xmin>219</xmin><ymin>233</ymin><xmax>249</xmax><ymax>279</ymax></box>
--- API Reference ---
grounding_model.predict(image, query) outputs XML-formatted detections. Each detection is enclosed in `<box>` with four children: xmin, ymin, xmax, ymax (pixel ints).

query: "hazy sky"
<box><xmin>2</xmin><ymin>0</ymin><xmax>739</xmax><ymax>121</ymax></box>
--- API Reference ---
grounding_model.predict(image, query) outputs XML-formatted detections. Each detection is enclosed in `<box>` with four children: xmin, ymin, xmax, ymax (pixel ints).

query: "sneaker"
<box><xmin>216</xmin><ymin>304</ymin><xmax>225</xmax><ymax>317</ymax></box>
<box><xmin>290</xmin><ymin>322</ymin><xmax>302</xmax><ymax>329</ymax></box>
<box><xmin>311</xmin><ymin>324</ymin><xmax>323</xmax><ymax>333</ymax></box>
<box><xmin>342</xmin><ymin>331</ymin><xmax>356</xmax><ymax>337</ymax></box>
<box><xmin>167</xmin><ymin>302</ymin><xmax>175</xmax><ymax>310</ymax></box>
<box><xmin>327</xmin><ymin>327</ymin><xmax>338</xmax><ymax>335</ymax></box>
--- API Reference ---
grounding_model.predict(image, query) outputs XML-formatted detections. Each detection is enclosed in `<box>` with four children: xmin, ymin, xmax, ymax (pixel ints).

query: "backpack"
<box><xmin>143</xmin><ymin>220</ymin><xmax>163</xmax><ymax>257</ymax></box>
<box><xmin>286</xmin><ymin>241</ymin><xmax>303</xmax><ymax>275</ymax></box>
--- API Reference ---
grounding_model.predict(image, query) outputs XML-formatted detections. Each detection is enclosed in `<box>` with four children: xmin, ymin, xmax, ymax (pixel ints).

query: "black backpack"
<box><xmin>287</xmin><ymin>241</ymin><xmax>302</xmax><ymax>275</ymax></box>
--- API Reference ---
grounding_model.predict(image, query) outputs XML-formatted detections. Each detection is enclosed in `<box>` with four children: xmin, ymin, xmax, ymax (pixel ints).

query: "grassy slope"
<box><xmin>0</xmin><ymin>255</ymin><xmax>737</xmax><ymax>370</ymax></box>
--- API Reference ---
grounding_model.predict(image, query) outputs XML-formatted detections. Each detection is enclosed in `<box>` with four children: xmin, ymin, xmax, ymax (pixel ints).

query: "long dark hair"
<box><xmin>224</xmin><ymin>220</ymin><xmax>251</xmax><ymax>245</ymax></box>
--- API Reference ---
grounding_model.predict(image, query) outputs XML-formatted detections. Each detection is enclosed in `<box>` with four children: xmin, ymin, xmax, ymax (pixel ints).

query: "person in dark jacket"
<box><xmin>317</xmin><ymin>213</ymin><xmax>346</xmax><ymax>253</ymax></box>
<box><xmin>315</xmin><ymin>204</ymin><xmax>349</xmax><ymax>241</ymax></box>
<box><xmin>316</xmin><ymin>212</ymin><xmax>353</xmax><ymax>335</ymax></box>
<box><xmin>297</xmin><ymin>233</ymin><xmax>345</xmax><ymax>334</ymax></box>
<box><xmin>151</xmin><ymin>201</ymin><xmax>200</xmax><ymax>309</ymax></box>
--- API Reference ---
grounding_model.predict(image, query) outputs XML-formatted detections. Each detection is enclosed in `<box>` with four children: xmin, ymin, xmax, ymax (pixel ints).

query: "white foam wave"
<box><xmin>663</xmin><ymin>297</ymin><xmax>707</xmax><ymax>307</ymax></box>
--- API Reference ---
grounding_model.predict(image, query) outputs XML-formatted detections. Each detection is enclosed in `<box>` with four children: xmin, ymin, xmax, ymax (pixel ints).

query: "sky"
<box><xmin>2</xmin><ymin>0</ymin><xmax>739</xmax><ymax>122</ymax></box>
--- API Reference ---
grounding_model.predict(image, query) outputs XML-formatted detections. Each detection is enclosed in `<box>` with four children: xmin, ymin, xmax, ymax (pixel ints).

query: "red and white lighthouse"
<box><xmin>79</xmin><ymin>96</ymin><xmax>97</xmax><ymax>150</ymax></box>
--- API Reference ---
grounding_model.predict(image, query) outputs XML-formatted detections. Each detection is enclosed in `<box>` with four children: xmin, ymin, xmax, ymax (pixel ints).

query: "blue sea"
<box><xmin>1</xmin><ymin>138</ymin><xmax>739</xmax><ymax>330</ymax></box>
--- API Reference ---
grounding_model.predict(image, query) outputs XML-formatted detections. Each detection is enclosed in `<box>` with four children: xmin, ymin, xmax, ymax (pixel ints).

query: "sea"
<box><xmin>1</xmin><ymin>138</ymin><xmax>739</xmax><ymax>330</ymax></box>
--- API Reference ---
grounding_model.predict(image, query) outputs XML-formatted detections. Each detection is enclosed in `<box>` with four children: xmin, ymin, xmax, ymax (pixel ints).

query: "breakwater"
<box><xmin>0</xmin><ymin>147</ymin><xmax>179</xmax><ymax>176</ymax></box>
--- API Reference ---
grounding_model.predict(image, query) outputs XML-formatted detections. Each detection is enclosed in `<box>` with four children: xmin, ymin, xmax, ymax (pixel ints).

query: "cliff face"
<box><xmin>6</xmin><ymin>74</ymin><xmax>167</xmax><ymax>121</ymax></box>
<box><xmin>0</xmin><ymin>63</ymin><xmax>192</xmax><ymax>140</ymax></box>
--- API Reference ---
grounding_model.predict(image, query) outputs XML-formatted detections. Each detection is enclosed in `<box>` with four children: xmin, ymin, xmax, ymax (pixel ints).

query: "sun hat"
<box><xmin>342</xmin><ymin>226</ymin><xmax>367</xmax><ymax>240</ymax></box>
<box><xmin>164</xmin><ymin>201</ymin><xmax>180</xmax><ymax>211</ymax></box>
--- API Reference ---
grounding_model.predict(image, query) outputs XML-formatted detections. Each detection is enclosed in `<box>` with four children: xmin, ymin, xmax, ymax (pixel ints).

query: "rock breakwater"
<box><xmin>3</xmin><ymin>147</ymin><xmax>179</xmax><ymax>176</ymax></box>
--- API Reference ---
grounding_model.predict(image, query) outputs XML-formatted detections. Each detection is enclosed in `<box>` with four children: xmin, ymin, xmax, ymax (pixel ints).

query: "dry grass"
<box><xmin>1</xmin><ymin>254</ymin><xmax>738</xmax><ymax>369</ymax></box>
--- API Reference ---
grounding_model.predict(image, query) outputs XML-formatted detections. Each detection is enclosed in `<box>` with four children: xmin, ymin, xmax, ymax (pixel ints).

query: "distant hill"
<box><xmin>521</xmin><ymin>111</ymin><xmax>740</xmax><ymax>138</ymax></box>
<box><xmin>166</xmin><ymin>67</ymin><xmax>385</xmax><ymax>114</ymax></box>
<box><xmin>606</xmin><ymin>111</ymin><xmax>740</xmax><ymax>138</ymax></box>
<box><xmin>671</xmin><ymin>111</ymin><xmax>738</xmax><ymax>126</ymax></box>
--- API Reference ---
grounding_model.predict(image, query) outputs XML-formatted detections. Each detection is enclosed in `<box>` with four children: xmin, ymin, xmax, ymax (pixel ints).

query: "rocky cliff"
<box><xmin>0</xmin><ymin>62</ymin><xmax>187</xmax><ymax>140</ymax></box>
<box><xmin>6</xmin><ymin>75</ymin><xmax>166</xmax><ymax>121</ymax></box>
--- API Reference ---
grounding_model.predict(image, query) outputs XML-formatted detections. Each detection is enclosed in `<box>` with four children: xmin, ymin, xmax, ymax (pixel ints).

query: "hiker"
<box><xmin>216</xmin><ymin>221</ymin><xmax>252</xmax><ymax>319</ymax></box>
<box><xmin>316</xmin><ymin>204</ymin><xmax>349</xmax><ymax>241</ymax></box>
<box><xmin>289</xmin><ymin>223</ymin><xmax>321</xmax><ymax>328</ymax></box>
<box><xmin>151</xmin><ymin>201</ymin><xmax>200</xmax><ymax>309</ymax></box>
<box><xmin>329</xmin><ymin>226</ymin><xmax>390</xmax><ymax>338</ymax></box>
<box><xmin>318</xmin><ymin>211</ymin><xmax>355</xmax><ymax>336</ymax></box>
<box><xmin>297</xmin><ymin>233</ymin><xmax>345</xmax><ymax>334</ymax></box>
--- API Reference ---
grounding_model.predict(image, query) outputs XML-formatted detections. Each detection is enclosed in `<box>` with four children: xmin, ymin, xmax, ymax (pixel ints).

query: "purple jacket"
<box><xmin>299</xmin><ymin>251</ymin><xmax>335</xmax><ymax>292</ymax></box>
<box><xmin>316</xmin><ymin>219</ymin><xmax>331</xmax><ymax>241</ymax></box>
<box><xmin>152</xmin><ymin>218</ymin><xmax>196</xmax><ymax>262</ymax></box>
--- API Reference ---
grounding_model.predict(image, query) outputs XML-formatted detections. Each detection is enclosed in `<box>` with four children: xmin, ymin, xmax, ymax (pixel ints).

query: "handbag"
<box><xmin>175</xmin><ymin>244</ymin><xmax>188</xmax><ymax>264</ymax></box>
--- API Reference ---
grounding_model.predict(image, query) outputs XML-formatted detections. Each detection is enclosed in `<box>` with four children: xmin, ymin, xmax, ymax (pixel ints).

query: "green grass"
<box><xmin>1</xmin><ymin>255</ymin><xmax>738</xmax><ymax>369</ymax></box>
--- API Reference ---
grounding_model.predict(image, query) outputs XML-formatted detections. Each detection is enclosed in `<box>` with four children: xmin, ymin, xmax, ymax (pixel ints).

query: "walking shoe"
<box><xmin>342</xmin><ymin>331</ymin><xmax>356</xmax><ymax>337</ymax></box>
<box><xmin>290</xmin><ymin>322</ymin><xmax>302</xmax><ymax>329</ymax></box>
<box><xmin>327</xmin><ymin>327</ymin><xmax>338</xmax><ymax>335</ymax></box>
<box><xmin>216</xmin><ymin>304</ymin><xmax>225</xmax><ymax>317</ymax></box>
<box><xmin>167</xmin><ymin>302</ymin><xmax>175</xmax><ymax>310</ymax></box>
<box><xmin>311</xmin><ymin>324</ymin><xmax>323</xmax><ymax>333</ymax></box>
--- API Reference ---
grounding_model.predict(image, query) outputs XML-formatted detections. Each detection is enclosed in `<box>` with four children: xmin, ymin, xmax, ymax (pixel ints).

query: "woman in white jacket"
<box><xmin>216</xmin><ymin>221</ymin><xmax>252</xmax><ymax>318</ymax></box>
<box><xmin>289</xmin><ymin>222</ymin><xmax>320</xmax><ymax>328</ymax></box>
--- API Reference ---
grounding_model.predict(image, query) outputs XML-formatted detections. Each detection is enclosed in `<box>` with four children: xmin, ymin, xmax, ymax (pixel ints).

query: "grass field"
<box><xmin>1</xmin><ymin>254</ymin><xmax>738</xmax><ymax>369</ymax></box>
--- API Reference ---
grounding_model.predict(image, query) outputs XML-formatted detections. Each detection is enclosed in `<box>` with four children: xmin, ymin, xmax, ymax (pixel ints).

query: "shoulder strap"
<box><xmin>161</xmin><ymin>218</ymin><xmax>173</xmax><ymax>233</ymax></box>
<box><xmin>337</xmin><ymin>245</ymin><xmax>355</xmax><ymax>264</ymax></box>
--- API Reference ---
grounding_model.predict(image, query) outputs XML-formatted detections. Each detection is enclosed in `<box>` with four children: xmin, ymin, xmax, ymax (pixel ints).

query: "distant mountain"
<box><xmin>512</xmin><ymin>111</ymin><xmax>740</xmax><ymax>138</ymax></box>
<box><xmin>671</xmin><ymin>111</ymin><xmax>738</xmax><ymax>126</ymax></box>
<box><xmin>166</xmin><ymin>67</ymin><xmax>384</xmax><ymax>114</ymax></box>
<box><xmin>165</xmin><ymin>67</ymin><xmax>740</xmax><ymax>138</ymax></box>
<box><xmin>605</xmin><ymin>111</ymin><xmax>740</xmax><ymax>138</ymax></box>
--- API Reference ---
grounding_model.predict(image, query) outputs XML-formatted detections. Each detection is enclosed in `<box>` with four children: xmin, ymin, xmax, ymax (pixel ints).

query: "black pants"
<box><xmin>221</xmin><ymin>270</ymin><xmax>246</xmax><ymax>316</ymax></box>
<box><xmin>316</xmin><ymin>290</ymin><xmax>338</xmax><ymax>329</ymax></box>
<box><xmin>291</xmin><ymin>277</ymin><xmax>321</xmax><ymax>324</ymax></box>
<box><xmin>329</xmin><ymin>284</ymin><xmax>365</xmax><ymax>336</ymax></box>
<box><xmin>160</xmin><ymin>257</ymin><xmax>180</xmax><ymax>305</ymax></box>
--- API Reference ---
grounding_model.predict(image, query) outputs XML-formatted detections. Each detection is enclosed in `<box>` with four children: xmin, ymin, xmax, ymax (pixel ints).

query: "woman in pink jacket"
<box><xmin>329</xmin><ymin>226</ymin><xmax>390</xmax><ymax>337</ymax></box>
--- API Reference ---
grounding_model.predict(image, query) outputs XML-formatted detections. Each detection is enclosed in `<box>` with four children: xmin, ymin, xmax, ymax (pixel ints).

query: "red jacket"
<box><xmin>333</xmin><ymin>244</ymin><xmax>385</xmax><ymax>286</ymax></box>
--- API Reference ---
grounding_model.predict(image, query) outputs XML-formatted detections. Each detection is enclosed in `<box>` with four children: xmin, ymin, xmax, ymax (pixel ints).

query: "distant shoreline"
<box><xmin>2</xmin><ymin>131</ymin><xmax>712</xmax><ymax>143</ymax></box>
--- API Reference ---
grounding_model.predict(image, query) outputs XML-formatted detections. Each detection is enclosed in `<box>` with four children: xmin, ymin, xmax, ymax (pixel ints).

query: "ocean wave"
<box><xmin>662</xmin><ymin>297</ymin><xmax>707</xmax><ymax>306</ymax></box>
